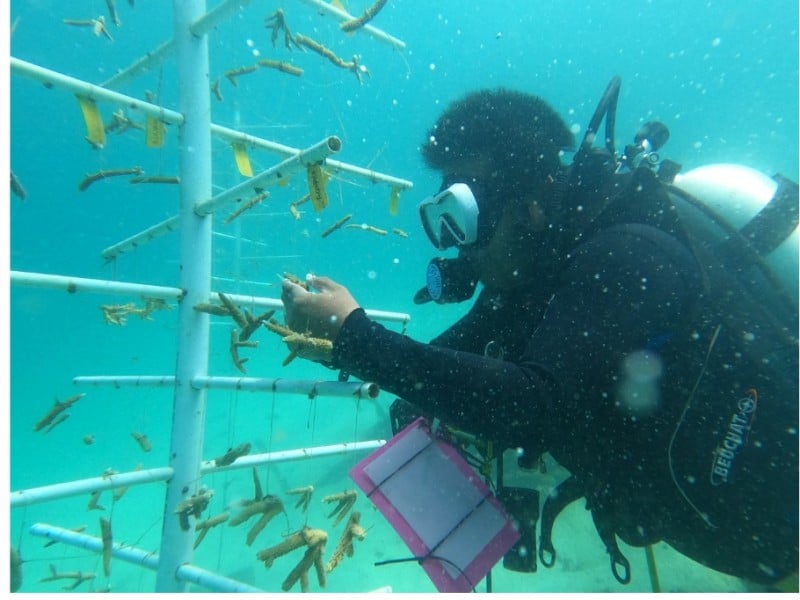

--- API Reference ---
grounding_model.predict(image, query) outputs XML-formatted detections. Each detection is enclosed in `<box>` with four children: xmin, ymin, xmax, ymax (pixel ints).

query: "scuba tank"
<box><xmin>671</xmin><ymin>163</ymin><xmax>799</xmax><ymax>298</ymax></box>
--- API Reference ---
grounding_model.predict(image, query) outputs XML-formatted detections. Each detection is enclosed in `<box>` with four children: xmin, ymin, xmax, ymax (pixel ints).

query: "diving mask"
<box><xmin>418</xmin><ymin>182</ymin><xmax>480</xmax><ymax>250</ymax></box>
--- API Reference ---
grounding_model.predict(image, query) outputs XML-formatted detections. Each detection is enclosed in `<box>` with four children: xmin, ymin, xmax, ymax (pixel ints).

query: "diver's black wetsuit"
<box><xmin>331</xmin><ymin>169</ymin><xmax>799</xmax><ymax>585</ymax></box>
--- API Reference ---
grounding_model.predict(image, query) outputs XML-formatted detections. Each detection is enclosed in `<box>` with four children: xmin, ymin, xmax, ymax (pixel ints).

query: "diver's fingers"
<box><xmin>308</xmin><ymin>275</ymin><xmax>339</xmax><ymax>293</ymax></box>
<box><xmin>281</xmin><ymin>278</ymin><xmax>308</xmax><ymax>310</ymax></box>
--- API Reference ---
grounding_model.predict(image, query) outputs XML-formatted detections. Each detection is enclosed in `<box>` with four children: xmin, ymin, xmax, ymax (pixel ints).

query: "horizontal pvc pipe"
<box><xmin>11</xmin><ymin>467</ymin><xmax>174</xmax><ymax>508</ymax></box>
<box><xmin>212</xmin><ymin>231</ymin><xmax>270</xmax><ymax>247</ymax></box>
<box><xmin>30</xmin><ymin>523</ymin><xmax>160</xmax><ymax>570</ymax></box>
<box><xmin>101</xmin><ymin>215</ymin><xmax>180</xmax><ymax>261</ymax></box>
<box><xmin>11</xmin><ymin>58</ymin><xmax>413</xmax><ymax>193</ymax></box>
<box><xmin>73</xmin><ymin>375</ymin><xmax>176</xmax><ymax>388</ymax></box>
<box><xmin>209</xmin><ymin>123</ymin><xmax>414</xmax><ymax>190</ymax></box>
<box><xmin>199</xmin><ymin>440</ymin><xmax>386</xmax><ymax>474</ymax></box>
<box><xmin>28</xmin><ymin>524</ymin><xmax>264</xmax><ymax>593</ymax></box>
<box><xmin>10</xmin><ymin>271</ymin><xmax>184</xmax><ymax>299</ymax></box>
<box><xmin>295</xmin><ymin>0</ymin><xmax>406</xmax><ymax>50</ymax></box>
<box><xmin>101</xmin><ymin>38</ymin><xmax>177</xmax><ymax>90</ymax></box>
<box><xmin>13</xmin><ymin>441</ymin><xmax>385</xmax><ymax>507</ymax></box>
<box><xmin>10</xmin><ymin>271</ymin><xmax>411</xmax><ymax>324</ymax></box>
<box><xmin>176</xmin><ymin>564</ymin><xmax>263</xmax><ymax>593</ymax></box>
<box><xmin>73</xmin><ymin>375</ymin><xmax>379</xmax><ymax>400</ymax></box>
<box><xmin>211</xmin><ymin>276</ymin><xmax>281</xmax><ymax>288</ymax></box>
<box><xmin>10</xmin><ymin>58</ymin><xmax>184</xmax><ymax>124</ymax></box>
<box><xmin>100</xmin><ymin>147</ymin><xmax>410</xmax><ymax>261</ymax></box>
<box><xmin>194</xmin><ymin>137</ymin><xmax>342</xmax><ymax>216</ymax></box>
<box><xmin>191</xmin><ymin>376</ymin><xmax>380</xmax><ymax>399</ymax></box>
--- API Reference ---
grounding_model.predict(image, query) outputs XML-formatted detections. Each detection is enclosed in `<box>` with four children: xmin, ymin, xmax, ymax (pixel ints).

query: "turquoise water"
<box><xmin>9</xmin><ymin>0</ymin><xmax>797</xmax><ymax>593</ymax></box>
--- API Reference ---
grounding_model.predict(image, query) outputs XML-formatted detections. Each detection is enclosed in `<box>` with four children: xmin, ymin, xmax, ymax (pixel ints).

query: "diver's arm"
<box><xmin>333</xmin><ymin>308</ymin><xmax>552</xmax><ymax>446</ymax></box>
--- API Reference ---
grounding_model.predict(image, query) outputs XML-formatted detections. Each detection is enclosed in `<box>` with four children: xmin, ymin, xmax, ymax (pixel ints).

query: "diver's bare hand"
<box><xmin>281</xmin><ymin>275</ymin><xmax>360</xmax><ymax>341</ymax></box>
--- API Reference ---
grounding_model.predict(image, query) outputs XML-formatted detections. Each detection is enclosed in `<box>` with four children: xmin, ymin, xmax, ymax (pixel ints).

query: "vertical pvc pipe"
<box><xmin>156</xmin><ymin>0</ymin><xmax>213</xmax><ymax>592</ymax></box>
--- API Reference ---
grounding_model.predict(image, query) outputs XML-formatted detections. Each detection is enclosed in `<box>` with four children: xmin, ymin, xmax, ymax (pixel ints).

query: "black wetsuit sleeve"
<box><xmin>333</xmin><ymin>308</ymin><xmax>550</xmax><ymax>446</ymax></box>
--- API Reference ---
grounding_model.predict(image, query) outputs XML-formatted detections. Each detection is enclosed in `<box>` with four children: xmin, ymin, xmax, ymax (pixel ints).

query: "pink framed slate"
<box><xmin>350</xmin><ymin>417</ymin><xmax>520</xmax><ymax>592</ymax></box>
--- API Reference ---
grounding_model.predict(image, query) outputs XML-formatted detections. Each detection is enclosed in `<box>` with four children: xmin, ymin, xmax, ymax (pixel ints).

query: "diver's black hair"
<box><xmin>421</xmin><ymin>88</ymin><xmax>575</xmax><ymax>184</ymax></box>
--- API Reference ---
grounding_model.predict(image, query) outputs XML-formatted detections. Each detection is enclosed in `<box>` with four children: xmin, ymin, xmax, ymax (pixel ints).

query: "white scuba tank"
<box><xmin>672</xmin><ymin>163</ymin><xmax>799</xmax><ymax>296</ymax></box>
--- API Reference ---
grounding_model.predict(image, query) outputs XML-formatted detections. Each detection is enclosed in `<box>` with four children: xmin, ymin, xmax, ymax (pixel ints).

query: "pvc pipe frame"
<box><xmin>10</xmin><ymin>57</ymin><xmax>414</xmax><ymax>261</ymax></box>
<box><xmin>194</xmin><ymin>136</ymin><xmax>342</xmax><ymax>216</ymax></box>
<box><xmin>155</xmin><ymin>0</ymin><xmax>213</xmax><ymax>590</ymax></box>
<box><xmin>295</xmin><ymin>0</ymin><xmax>406</xmax><ymax>49</ymax></box>
<box><xmin>102</xmin><ymin>0</ymin><xmax>404</xmax><ymax>89</ymax></box>
<box><xmin>9</xmin><ymin>270</ymin><xmax>411</xmax><ymax>324</ymax></box>
<box><xmin>11</xmin><ymin>440</ymin><xmax>385</xmax><ymax>508</ymax></box>
<box><xmin>10</xmin><ymin>57</ymin><xmax>413</xmax><ymax>190</ymax></box>
<box><xmin>11</xmin><ymin>3</ymin><xmax>407</xmax><ymax>591</ymax></box>
<box><xmin>72</xmin><ymin>374</ymin><xmax>381</xmax><ymax>399</ymax></box>
<box><xmin>28</xmin><ymin>523</ymin><xmax>263</xmax><ymax>593</ymax></box>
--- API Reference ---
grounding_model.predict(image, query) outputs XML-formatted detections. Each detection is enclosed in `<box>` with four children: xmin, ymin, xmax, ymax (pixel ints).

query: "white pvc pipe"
<box><xmin>191</xmin><ymin>376</ymin><xmax>380</xmax><ymax>399</ymax></box>
<box><xmin>156</xmin><ymin>0</ymin><xmax>213</xmax><ymax>591</ymax></box>
<box><xmin>71</xmin><ymin>375</ymin><xmax>379</xmax><ymax>400</ymax></box>
<box><xmin>101</xmin><ymin>38</ymin><xmax>177</xmax><ymax>91</ymax></box>
<box><xmin>101</xmin><ymin>216</ymin><xmax>180</xmax><ymax>262</ymax></box>
<box><xmin>10</xmin><ymin>57</ymin><xmax>413</xmax><ymax>192</ymax></box>
<box><xmin>9</xmin><ymin>271</ymin><xmax>183</xmax><ymax>299</ymax></box>
<box><xmin>212</xmin><ymin>231</ymin><xmax>270</xmax><ymax>247</ymax></box>
<box><xmin>102</xmin><ymin>0</ymin><xmax>253</xmax><ymax>89</ymax></box>
<box><xmin>28</xmin><ymin>524</ymin><xmax>264</xmax><ymax>593</ymax></box>
<box><xmin>9</xmin><ymin>271</ymin><xmax>410</xmax><ymax>324</ymax></box>
<box><xmin>295</xmin><ymin>0</ymin><xmax>406</xmax><ymax>50</ymax></box>
<box><xmin>209</xmin><ymin>122</ymin><xmax>414</xmax><ymax>189</ymax></box>
<box><xmin>73</xmin><ymin>375</ymin><xmax>176</xmax><ymax>388</ymax></box>
<box><xmin>176</xmin><ymin>564</ymin><xmax>263</xmax><ymax>593</ymax></box>
<box><xmin>200</xmin><ymin>440</ymin><xmax>386</xmax><ymax>474</ymax></box>
<box><xmin>99</xmin><ymin>142</ymin><xmax>411</xmax><ymax>260</ymax></box>
<box><xmin>194</xmin><ymin>136</ymin><xmax>342</xmax><ymax>216</ymax></box>
<box><xmin>12</xmin><ymin>441</ymin><xmax>385</xmax><ymax>508</ymax></box>
<box><xmin>30</xmin><ymin>523</ymin><xmax>160</xmax><ymax>570</ymax></box>
<box><xmin>11</xmin><ymin>467</ymin><xmax>174</xmax><ymax>508</ymax></box>
<box><xmin>10</xmin><ymin>57</ymin><xmax>184</xmax><ymax>125</ymax></box>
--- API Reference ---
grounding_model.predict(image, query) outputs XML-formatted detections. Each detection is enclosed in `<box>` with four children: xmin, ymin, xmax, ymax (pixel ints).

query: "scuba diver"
<box><xmin>281</xmin><ymin>78</ymin><xmax>799</xmax><ymax>588</ymax></box>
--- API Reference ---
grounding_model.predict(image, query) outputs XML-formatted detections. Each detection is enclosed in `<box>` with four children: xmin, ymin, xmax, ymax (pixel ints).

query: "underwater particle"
<box><xmin>83</xmin><ymin>434</ymin><xmax>95</xmax><ymax>445</ymax></box>
<box><xmin>252</xmin><ymin>49</ymin><xmax>260</xmax><ymax>57</ymax></box>
<box><xmin>367</xmin><ymin>270</ymin><xmax>377</xmax><ymax>280</ymax></box>
<box><xmin>711</xmin><ymin>37</ymin><xmax>721</xmax><ymax>47</ymax></box>
<box><xmin>693</xmin><ymin>141</ymin><xmax>703</xmax><ymax>149</ymax></box>
<box><xmin>246</xmin><ymin>38</ymin><xmax>254</xmax><ymax>47</ymax></box>
<box><xmin>570</xmin><ymin>123</ymin><xmax>581</xmax><ymax>135</ymax></box>
<box><xmin>429</xmin><ymin>63</ymin><xmax>436</xmax><ymax>71</ymax></box>
<box><xmin>495</xmin><ymin>31</ymin><xmax>502</xmax><ymax>39</ymax></box>
<box><xmin>392</xmin><ymin>257</ymin><xmax>400</xmax><ymax>265</ymax></box>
